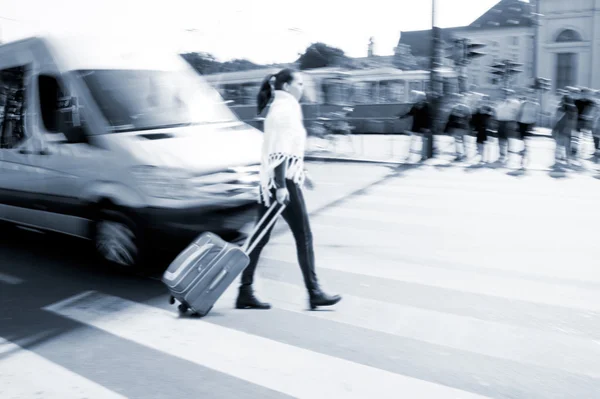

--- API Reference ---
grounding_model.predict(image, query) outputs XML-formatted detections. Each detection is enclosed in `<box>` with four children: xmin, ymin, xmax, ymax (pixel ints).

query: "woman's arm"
<box><xmin>274</xmin><ymin>162</ymin><xmax>287</xmax><ymax>189</ymax></box>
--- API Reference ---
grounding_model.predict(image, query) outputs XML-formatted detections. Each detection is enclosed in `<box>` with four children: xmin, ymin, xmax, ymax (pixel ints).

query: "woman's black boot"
<box><xmin>309</xmin><ymin>289</ymin><xmax>342</xmax><ymax>310</ymax></box>
<box><xmin>236</xmin><ymin>285</ymin><xmax>271</xmax><ymax>310</ymax></box>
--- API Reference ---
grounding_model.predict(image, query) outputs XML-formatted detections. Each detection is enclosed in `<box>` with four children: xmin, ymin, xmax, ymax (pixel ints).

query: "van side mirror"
<box><xmin>58</xmin><ymin>96</ymin><xmax>87</xmax><ymax>143</ymax></box>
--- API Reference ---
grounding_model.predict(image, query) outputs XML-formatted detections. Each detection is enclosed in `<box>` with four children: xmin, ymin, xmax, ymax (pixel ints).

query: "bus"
<box><xmin>204</xmin><ymin>66</ymin><xmax>459</xmax><ymax>134</ymax></box>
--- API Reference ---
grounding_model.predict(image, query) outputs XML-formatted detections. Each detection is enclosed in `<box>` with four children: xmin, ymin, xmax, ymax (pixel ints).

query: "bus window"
<box><xmin>322</xmin><ymin>79</ymin><xmax>350</xmax><ymax>105</ymax></box>
<box><xmin>241</xmin><ymin>84</ymin><xmax>258</xmax><ymax>105</ymax></box>
<box><xmin>387</xmin><ymin>80</ymin><xmax>405</xmax><ymax>102</ymax></box>
<box><xmin>379</xmin><ymin>81</ymin><xmax>390</xmax><ymax>103</ymax></box>
<box><xmin>352</xmin><ymin>82</ymin><xmax>369</xmax><ymax>104</ymax></box>
<box><xmin>223</xmin><ymin>84</ymin><xmax>240</xmax><ymax>103</ymax></box>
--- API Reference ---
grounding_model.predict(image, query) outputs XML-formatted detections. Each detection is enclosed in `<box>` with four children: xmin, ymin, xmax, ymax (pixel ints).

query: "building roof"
<box><xmin>469</xmin><ymin>0</ymin><xmax>534</xmax><ymax>29</ymax></box>
<box><xmin>398</xmin><ymin>27</ymin><xmax>465</xmax><ymax>58</ymax></box>
<box><xmin>398</xmin><ymin>0</ymin><xmax>534</xmax><ymax>57</ymax></box>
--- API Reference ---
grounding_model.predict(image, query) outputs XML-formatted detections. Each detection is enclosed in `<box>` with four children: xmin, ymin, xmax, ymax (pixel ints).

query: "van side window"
<box><xmin>0</xmin><ymin>65</ymin><xmax>28</xmax><ymax>149</ymax></box>
<box><xmin>38</xmin><ymin>74</ymin><xmax>66</xmax><ymax>133</ymax></box>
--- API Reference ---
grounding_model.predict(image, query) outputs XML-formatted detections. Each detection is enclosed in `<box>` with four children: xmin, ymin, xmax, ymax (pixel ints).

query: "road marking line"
<box><xmin>245</xmin><ymin>278</ymin><xmax>600</xmax><ymax>379</ymax></box>
<box><xmin>0</xmin><ymin>272</ymin><xmax>24</xmax><ymax>285</ymax></box>
<box><xmin>0</xmin><ymin>337</ymin><xmax>126</xmax><ymax>399</ymax></box>
<box><xmin>261</xmin><ymin>246</ymin><xmax>600</xmax><ymax>312</ymax></box>
<box><xmin>44</xmin><ymin>291</ymin><xmax>491</xmax><ymax>399</ymax></box>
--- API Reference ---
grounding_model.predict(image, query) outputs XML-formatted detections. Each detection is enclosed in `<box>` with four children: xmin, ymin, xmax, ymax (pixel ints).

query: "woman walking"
<box><xmin>553</xmin><ymin>94</ymin><xmax>577</xmax><ymax>165</ymax></box>
<box><xmin>236</xmin><ymin>68</ymin><xmax>342</xmax><ymax>311</ymax></box>
<box><xmin>470</xmin><ymin>95</ymin><xmax>494</xmax><ymax>163</ymax></box>
<box><xmin>444</xmin><ymin>93</ymin><xmax>471</xmax><ymax>162</ymax></box>
<box><xmin>398</xmin><ymin>91</ymin><xmax>431</xmax><ymax>162</ymax></box>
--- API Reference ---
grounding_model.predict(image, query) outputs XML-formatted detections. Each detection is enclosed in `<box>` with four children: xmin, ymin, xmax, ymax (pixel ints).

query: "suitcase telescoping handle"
<box><xmin>242</xmin><ymin>201</ymin><xmax>286</xmax><ymax>254</ymax></box>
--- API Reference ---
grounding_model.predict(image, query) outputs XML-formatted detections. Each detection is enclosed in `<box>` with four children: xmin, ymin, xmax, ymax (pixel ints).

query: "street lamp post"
<box><xmin>427</xmin><ymin>0</ymin><xmax>441</xmax><ymax>159</ymax></box>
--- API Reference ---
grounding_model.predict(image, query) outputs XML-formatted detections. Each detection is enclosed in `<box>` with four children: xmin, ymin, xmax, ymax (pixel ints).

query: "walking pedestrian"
<box><xmin>553</xmin><ymin>93</ymin><xmax>577</xmax><ymax>165</ymax></box>
<box><xmin>494</xmin><ymin>90</ymin><xmax>520</xmax><ymax>164</ymax></box>
<box><xmin>516</xmin><ymin>90</ymin><xmax>540</xmax><ymax>168</ymax></box>
<box><xmin>470</xmin><ymin>95</ymin><xmax>494</xmax><ymax>163</ymax></box>
<box><xmin>444</xmin><ymin>93</ymin><xmax>471</xmax><ymax>162</ymax></box>
<box><xmin>236</xmin><ymin>68</ymin><xmax>342</xmax><ymax>311</ymax></box>
<box><xmin>398</xmin><ymin>90</ymin><xmax>432</xmax><ymax>162</ymax></box>
<box><xmin>592</xmin><ymin>91</ymin><xmax>600</xmax><ymax>162</ymax></box>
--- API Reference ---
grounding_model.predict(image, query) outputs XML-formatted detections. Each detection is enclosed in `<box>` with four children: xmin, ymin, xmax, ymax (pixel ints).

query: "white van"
<box><xmin>0</xmin><ymin>34</ymin><xmax>264</xmax><ymax>271</ymax></box>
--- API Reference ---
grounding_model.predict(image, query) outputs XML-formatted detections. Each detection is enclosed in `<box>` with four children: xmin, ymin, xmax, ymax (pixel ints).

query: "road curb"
<box><xmin>305</xmin><ymin>155</ymin><xmax>403</xmax><ymax>165</ymax></box>
<box><xmin>306</xmin><ymin>134</ymin><xmax>555</xmax><ymax>165</ymax></box>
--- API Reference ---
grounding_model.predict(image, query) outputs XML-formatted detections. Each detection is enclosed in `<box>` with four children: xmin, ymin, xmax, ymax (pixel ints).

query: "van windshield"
<box><xmin>76</xmin><ymin>69</ymin><xmax>238</xmax><ymax>133</ymax></box>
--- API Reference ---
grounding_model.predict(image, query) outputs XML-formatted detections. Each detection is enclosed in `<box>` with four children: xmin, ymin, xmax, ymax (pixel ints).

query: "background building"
<box><xmin>397</xmin><ymin>0</ymin><xmax>536</xmax><ymax>96</ymax></box>
<box><xmin>536</xmin><ymin>0</ymin><xmax>600</xmax><ymax>91</ymax></box>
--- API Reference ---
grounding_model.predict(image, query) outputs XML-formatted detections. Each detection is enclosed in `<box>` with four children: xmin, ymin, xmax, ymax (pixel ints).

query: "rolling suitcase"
<box><xmin>162</xmin><ymin>201</ymin><xmax>285</xmax><ymax>317</ymax></box>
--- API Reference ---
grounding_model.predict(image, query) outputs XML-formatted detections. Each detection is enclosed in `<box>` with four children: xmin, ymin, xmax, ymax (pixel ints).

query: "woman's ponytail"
<box><xmin>257</xmin><ymin>74</ymin><xmax>275</xmax><ymax>115</ymax></box>
<box><xmin>256</xmin><ymin>69</ymin><xmax>297</xmax><ymax>115</ymax></box>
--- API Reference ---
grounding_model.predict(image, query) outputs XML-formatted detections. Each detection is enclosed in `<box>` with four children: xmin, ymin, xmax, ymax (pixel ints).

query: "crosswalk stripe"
<box><xmin>44</xmin><ymin>291</ymin><xmax>492</xmax><ymax>399</ymax></box>
<box><xmin>272</xmin><ymin>219</ymin><xmax>600</xmax><ymax>283</ymax></box>
<box><xmin>320</xmin><ymin>204</ymin><xmax>595</xmax><ymax>235</ymax></box>
<box><xmin>261</xmin><ymin>244</ymin><xmax>600</xmax><ymax>312</ymax></box>
<box><xmin>307</xmin><ymin>214</ymin><xmax>598</xmax><ymax>252</ymax></box>
<box><xmin>0</xmin><ymin>337</ymin><xmax>126</xmax><ymax>399</ymax></box>
<box><xmin>285</xmin><ymin>215</ymin><xmax>597</xmax><ymax>253</ymax></box>
<box><xmin>0</xmin><ymin>272</ymin><xmax>24</xmax><ymax>285</ymax></box>
<box><xmin>217</xmin><ymin>278</ymin><xmax>600</xmax><ymax>379</ymax></box>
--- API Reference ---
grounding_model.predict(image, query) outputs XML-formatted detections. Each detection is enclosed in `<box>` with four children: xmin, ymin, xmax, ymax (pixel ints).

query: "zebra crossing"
<box><xmin>2</xmin><ymin>165</ymin><xmax>600</xmax><ymax>398</ymax></box>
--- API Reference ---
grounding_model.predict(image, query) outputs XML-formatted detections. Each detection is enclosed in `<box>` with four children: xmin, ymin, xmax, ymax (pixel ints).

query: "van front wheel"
<box><xmin>93</xmin><ymin>210</ymin><xmax>142</xmax><ymax>272</ymax></box>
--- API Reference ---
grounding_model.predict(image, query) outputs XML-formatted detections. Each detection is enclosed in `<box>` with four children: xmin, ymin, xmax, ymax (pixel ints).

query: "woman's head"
<box><xmin>256</xmin><ymin>68</ymin><xmax>303</xmax><ymax>115</ymax></box>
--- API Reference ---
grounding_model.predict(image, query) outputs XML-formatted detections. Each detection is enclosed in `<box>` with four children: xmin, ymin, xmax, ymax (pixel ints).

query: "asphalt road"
<box><xmin>2</xmin><ymin>161</ymin><xmax>600</xmax><ymax>399</ymax></box>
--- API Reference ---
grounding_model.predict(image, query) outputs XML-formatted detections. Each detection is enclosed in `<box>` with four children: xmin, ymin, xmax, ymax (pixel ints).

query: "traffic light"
<box><xmin>445</xmin><ymin>38</ymin><xmax>486</xmax><ymax>66</ymax></box>
<box><xmin>489</xmin><ymin>59</ymin><xmax>523</xmax><ymax>86</ymax></box>
<box><xmin>465</xmin><ymin>41</ymin><xmax>486</xmax><ymax>62</ymax></box>
<box><xmin>534</xmin><ymin>77</ymin><xmax>551</xmax><ymax>92</ymax></box>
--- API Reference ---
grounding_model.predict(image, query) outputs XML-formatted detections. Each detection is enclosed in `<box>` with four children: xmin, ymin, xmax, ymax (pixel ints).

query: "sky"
<box><xmin>0</xmin><ymin>0</ymin><xmax>504</xmax><ymax>64</ymax></box>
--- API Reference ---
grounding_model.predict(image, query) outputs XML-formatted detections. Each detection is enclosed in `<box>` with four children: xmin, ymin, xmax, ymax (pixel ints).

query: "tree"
<box><xmin>296</xmin><ymin>42</ymin><xmax>351</xmax><ymax>70</ymax></box>
<box><xmin>181</xmin><ymin>53</ymin><xmax>264</xmax><ymax>75</ymax></box>
<box><xmin>180</xmin><ymin>52</ymin><xmax>220</xmax><ymax>75</ymax></box>
<box><xmin>218</xmin><ymin>59</ymin><xmax>262</xmax><ymax>73</ymax></box>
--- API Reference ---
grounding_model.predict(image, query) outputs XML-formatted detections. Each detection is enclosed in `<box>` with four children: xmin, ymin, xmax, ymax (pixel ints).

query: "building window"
<box><xmin>511</xmin><ymin>36</ymin><xmax>519</xmax><ymax>46</ymax></box>
<box><xmin>555</xmin><ymin>53</ymin><xmax>577</xmax><ymax>90</ymax></box>
<box><xmin>556</xmin><ymin>29</ymin><xmax>582</xmax><ymax>43</ymax></box>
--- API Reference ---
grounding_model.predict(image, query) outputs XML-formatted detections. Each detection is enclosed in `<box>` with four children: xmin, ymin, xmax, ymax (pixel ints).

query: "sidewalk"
<box><xmin>305</xmin><ymin>128</ymin><xmax>599</xmax><ymax>172</ymax></box>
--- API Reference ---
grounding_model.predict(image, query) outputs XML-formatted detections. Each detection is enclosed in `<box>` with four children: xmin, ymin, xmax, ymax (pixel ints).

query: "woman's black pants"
<box><xmin>240</xmin><ymin>180</ymin><xmax>319</xmax><ymax>292</ymax></box>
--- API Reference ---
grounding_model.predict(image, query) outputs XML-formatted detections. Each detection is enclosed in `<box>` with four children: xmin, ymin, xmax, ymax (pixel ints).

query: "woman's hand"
<box><xmin>276</xmin><ymin>188</ymin><xmax>289</xmax><ymax>204</ymax></box>
<box><xmin>305</xmin><ymin>175</ymin><xmax>315</xmax><ymax>190</ymax></box>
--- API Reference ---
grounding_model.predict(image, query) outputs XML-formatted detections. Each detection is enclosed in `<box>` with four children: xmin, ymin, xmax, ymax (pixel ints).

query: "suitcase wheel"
<box><xmin>178</xmin><ymin>303</ymin><xmax>189</xmax><ymax>314</ymax></box>
<box><xmin>169</xmin><ymin>296</ymin><xmax>175</xmax><ymax>305</ymax></box>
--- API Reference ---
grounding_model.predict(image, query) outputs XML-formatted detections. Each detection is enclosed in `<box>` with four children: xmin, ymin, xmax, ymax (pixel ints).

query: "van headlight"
<box><xmin>131</xmin><ymin>166</ymin><xmax>195</xmax><ymax>199</ymax></box>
